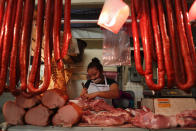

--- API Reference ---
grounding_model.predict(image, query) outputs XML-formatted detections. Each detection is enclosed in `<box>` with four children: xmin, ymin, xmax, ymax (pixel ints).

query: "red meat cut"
<box><xmin>25</xmin><ymin>104</ymin><xmax>52</xmax><ymax>126</ymax></box>
<box><xmin>15</xmin><ymin>94</ymin><xmax>40</xmax><ymax>108</ymax></box>
<box><xmin>3</xmin><ymin>101</ymin><xmax>25</xmax><ymax>125</ymax></box>
<box><xmin>52</xmin><ymin>102</ymin><xmax>83</xmax><ymax>127</ymax></box>
<box><xmin>41</xmin><ymin>89</ymin><xmax>68</xmax><ymax>109</ymax></box>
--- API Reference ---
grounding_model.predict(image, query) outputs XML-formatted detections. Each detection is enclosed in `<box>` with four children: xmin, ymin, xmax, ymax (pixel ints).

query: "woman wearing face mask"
<box><xmin>80</xmin><ymin>57</ymin><xmax>120</xmax><ymax>105</ymax></box>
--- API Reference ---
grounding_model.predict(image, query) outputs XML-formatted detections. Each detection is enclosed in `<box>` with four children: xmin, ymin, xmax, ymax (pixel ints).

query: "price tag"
<box><xmin>157</xmin><ymin>99</ymin><xmax>171</xmax><ymax>108</ymax></box>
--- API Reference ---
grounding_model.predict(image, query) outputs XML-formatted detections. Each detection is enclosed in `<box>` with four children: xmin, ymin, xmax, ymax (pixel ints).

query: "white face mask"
<box><xmin>91</xmin><ymin>77</ymin><xmax>102</xmax><ymax>84</ymax></box>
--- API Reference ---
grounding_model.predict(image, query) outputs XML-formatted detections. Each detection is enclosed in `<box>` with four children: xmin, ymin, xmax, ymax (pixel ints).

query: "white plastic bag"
<box><xmin>102</xmin><ymin>29</ymin><xmax>131</xmax><ymax>66</ymax></box>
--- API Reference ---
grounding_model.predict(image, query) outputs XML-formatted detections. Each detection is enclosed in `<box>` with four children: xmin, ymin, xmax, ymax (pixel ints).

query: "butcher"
<box><xmin>80</xmin><ymin>58</ymin><xmax>120</xmax><ymax>105</ymax></box>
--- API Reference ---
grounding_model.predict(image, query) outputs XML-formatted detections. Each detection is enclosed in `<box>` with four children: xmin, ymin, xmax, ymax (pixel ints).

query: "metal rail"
<box><xmin>66</xmin><ymin>19</ymin><xmax>140</xmax><ymax>23</ymax></box>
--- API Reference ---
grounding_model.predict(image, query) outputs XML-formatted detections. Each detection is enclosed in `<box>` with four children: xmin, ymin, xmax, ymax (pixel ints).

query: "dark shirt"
<box><xmin>84</xmin><ymin>77</ymin><xmax>117</xmax><ymax>89</ymax></box>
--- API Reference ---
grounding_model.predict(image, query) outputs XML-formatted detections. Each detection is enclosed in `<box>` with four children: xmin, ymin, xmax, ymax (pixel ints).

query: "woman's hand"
<box><xmin>83</xmin><ymin>92</ymin><xmax>99</xmax><ymax>100</ymax></box>
<box><xmin>80</xmin><ymin>88</ymin><xmax>87</xmax><ymax>97</ymax></box>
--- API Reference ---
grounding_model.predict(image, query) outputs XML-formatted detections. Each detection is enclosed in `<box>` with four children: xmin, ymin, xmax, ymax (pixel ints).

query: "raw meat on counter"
<box><xmin>82</xmin><ymin>108</ymin><xmax>132</xmax><ymax>126</ymax></box>
<box><xmin>71</xmin><ymin>97</ymin><xmax>196</xmax><ymax>128</ymax></box>
<box><xmin>82</xmin><ymin>111</ymin><xmax>127</xmax><ymax>126</ymax></box>
<box><xmin>176</xmin><ymin>110</ymin><xmax>196</xmax><ymax>127</ymax></box>
<box><xmin>88</xmin><ymin>99</ymin><xmax>116</xmax><ymax>112</ymax></box>
<box><xmin>2</xmin><ymin>101</ymin><xmax>25</xmax><ymax>125</ymax></box>
<box><xmin>127</xmin><ymin>107</ymin><xmax>177</xmax><ymax>129</ymax></box>
<box><xmin>127</xmin><ymin>106</ymin><xmax>196</xmax><ymax>129</ymax></box>
<box><xmin>73</xmin><ymin>97</ymin><xmax>116</xmax><ymax>111</ymax></box>
<box><xmin>25</xmin><ymin>104</ymin><xmax>52</xmax><ymax>126</ymax></box>
<box><xmin>72</xmin><ymin>97</ymin><xmax>132</xmax><ymax>126</ymax></box>
<box><xmin>177</xmin><ymin>110</ymin><xmax>196</xmax><ymax>118</ymax></box>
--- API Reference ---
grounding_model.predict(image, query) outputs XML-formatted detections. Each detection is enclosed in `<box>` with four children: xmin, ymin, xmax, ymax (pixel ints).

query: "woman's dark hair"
<box><xmin>87</xmin><ymin>57</ymin><xmax>103</xmax><ymax>72</ymax></box>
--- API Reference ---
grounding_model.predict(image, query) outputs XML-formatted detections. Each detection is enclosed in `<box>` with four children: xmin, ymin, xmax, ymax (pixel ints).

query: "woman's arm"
<box><xmin>97</xmin><ymin>83</ymin><xmax>120</xmax><ymax>99</ymax></box>
<box><xmin>83</xmin><ymin>83</ymin><xmax>120</xmax><ymax>100</ymax></box>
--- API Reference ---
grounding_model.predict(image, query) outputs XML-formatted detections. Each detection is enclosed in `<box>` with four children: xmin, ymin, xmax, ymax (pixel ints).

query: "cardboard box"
<box><xmin>142</xmin><ymin>98</ymin><xmax>196</xmax><ymax>116</ymax></box>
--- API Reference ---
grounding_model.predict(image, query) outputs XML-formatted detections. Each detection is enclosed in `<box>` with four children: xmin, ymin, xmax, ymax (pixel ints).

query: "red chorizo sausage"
<box><xmin>181</xmin><ymin>0</ymin><xmax>196</xmax><ymax>80</ymax></box>
<box><xmin>139</xmin><ymin>0</ymin><xmax>156</xmax><ymax>90</ymax></box>
<box><xmin>49</xmin><ymin>2</ymin><xmax>54</xmax><ymax>58</ymax></box>
<box><xmin>28</xmin><ymin>0</ymin><xmax>52</xmax><ymax>94</ymax></box>
<box><xmin>0</xmin><ymin>0</ymin><xmax>6</xmax><ymax>31</ymax></box>
<box><xmin>0</xmin><ymin>0</ymin><xmax>8</xmax><ymax>74</ymax></box>
<box><xmin>19</xmin><ymin>0</ymin><xmax>35</xmax><ymax>91</ymax></box>
<box><xmin>157</xmin><ymin>0</ymin><xmax>175</xmax><ymax>88</ymax></box>
<box><xmin>5</xmin><ymin>0</ymin><xmax>17</xmax><ymax>92</ymax></box>
<box><xmin>33</xmin><ymin>54</ymin><xmax>42</xmax><ymax>89</ymax></box>
<box><xmin>174</xmin><ymin>0</ymin><xmax>195</xmax><ymax>90</ymax></box>
<box><xmin>9</xmin><ymin>0</ymin><xmax>24</xmax><ymax>95</ymax></box>
<box><xmin>61</xmin><ymin>0</ymin><xmax>72</xmax><ymax>58</ymax></box>
<box><xmin>139</xmin><ymin>0</ymin><xmax>151</xmax><ymax>75</ymax></box>
<box><xmin>34</xmin><ymin>65</ymin><xmax>41</xmax><ymax>88</ymax></box>
<box><xmin>28</xmin><ymin>0</ymin><xmax>45</xmax><ymax>88</ymax></box>
<box><xmin>146</xmin><ymin>0</ymin><xmax>156</xmax><ymax>62</ymax></box>
<box><xmin>26</xmin><ymin>0</ymin><xmax>35</xmax><ymax>77</ymax></box>
<box><xmin>165</xmin><ymin>0</ymin><xmax>186</xmax><ymax>85</ymax></box>
<box><xmin>133</xmin><ymin>0</ymin><xmax>142</xmax><ymax>19</ymax></box>
<box><xmin>53</xmin><ymin>0</ymin><xmax>63</xmax><ymax>69</ymax></box>
<box><xmin>130</xmin><ymin>0</ymin><xmax>145</xmax><ymax>76</ymax></box>
<box><xmin>0</xmin><ymin>0</ymin><xmax>15</xmax><ymax>95</ymax></box>
<box><xmin>134</xmin><ymin>0</ymin><xmax>141</xmax><ymax>17</ymax></box>
<box><xmin>0</xmin><ymin>0</ymin><xmax>7</xmax><ymax>94</ymax></box>
<box><xmin>141</xmin><ymin>0</ymin><xmax>165</xmax><ymax>90</ymax></box>
<box><xmin>146</xmin><ymin>0</ymin><xmax>165</xmax><ymax>90</ymax></box>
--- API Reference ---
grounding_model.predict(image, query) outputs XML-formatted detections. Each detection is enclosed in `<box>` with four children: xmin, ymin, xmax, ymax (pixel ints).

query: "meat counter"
<box><xmin>5</xmin><ymin>125</ymin><xmax>196</xmax><ymax>131</ymax></box>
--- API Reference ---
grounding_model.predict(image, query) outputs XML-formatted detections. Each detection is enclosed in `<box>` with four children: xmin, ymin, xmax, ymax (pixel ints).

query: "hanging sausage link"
<box><xmin>61</xmin><ymin>0</ymin><xmax>72</xmax><ymax>58</ymax></box>
<box><xmin>9</xmin><ymin>0</ymin><xmax>24</xmax><ymax>95</ymax></box>
<box><xmin>53</xmin><ymin>0</ymin><xmax>64</xmax><ymax>69</ymax></box>
<box><xmin>28</xmin><ymin>0</ymin><xmax>52</xmax><ymax>94</ymax></box>
<box><xmin>174</xmin><ymin>0</ymin><xmax>195</xmax><ymax>90</ymax></box>
<box><xmin>0</xmin><ymin>0</ymin><xmax>15</xmax><ymax>95</ymax></box>
<box><xmin>19</xmin><ymin>0</ymin><xmax>35</xmax><ymax>91</ymax></box>
<box><xmin>28</xmin><ymin>0</ymin><xmax>45</xmax><ymax>91</ymax></box>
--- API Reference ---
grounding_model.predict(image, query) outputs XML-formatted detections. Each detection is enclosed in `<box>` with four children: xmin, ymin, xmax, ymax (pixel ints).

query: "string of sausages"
<box><xmin>131</xmin><ymin>0</ymin><xmax>196</xmax><ymax>91</ymax></box>
<box><xmin>0</xmin><ymin>0</ymin><xmax>195</xmax><ymax>96</ymax></box>
<box><xmin>0</xmin><ymin>0</ymin><xmax>72</xmax><ymax>97</ymax></box>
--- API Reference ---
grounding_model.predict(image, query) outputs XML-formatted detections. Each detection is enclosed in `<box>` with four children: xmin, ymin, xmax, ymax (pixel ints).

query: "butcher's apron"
<box><xmin>87</xmin><ymin>76</ymin><xmax>112</xmax><ymax>105</ymax></box>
